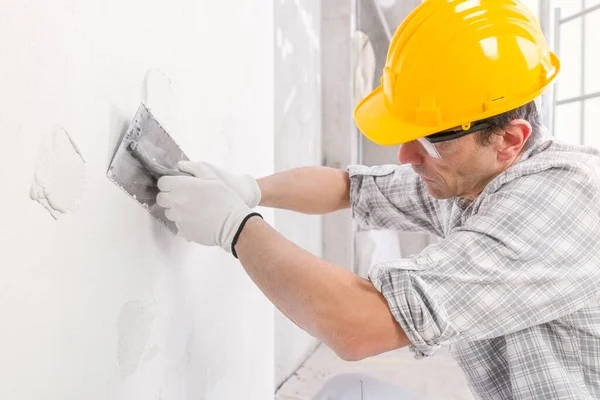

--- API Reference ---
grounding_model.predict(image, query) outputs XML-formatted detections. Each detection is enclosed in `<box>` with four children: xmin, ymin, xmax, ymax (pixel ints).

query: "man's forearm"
<box><xmin>256</xmin><ymin>166</ymin><xmax>350</xmax><ymax>214</ymax></box>
<box><xmin>234</xmin><ymin>216</ymin><xmax>409</xmax><ymax>360</ymax></box>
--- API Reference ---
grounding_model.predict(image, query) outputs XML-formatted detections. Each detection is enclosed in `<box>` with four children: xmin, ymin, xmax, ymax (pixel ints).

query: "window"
<box><xmin>550</xmin><ymin>0</ymin><xmax>600</xmax><ymax>146</ymax></box>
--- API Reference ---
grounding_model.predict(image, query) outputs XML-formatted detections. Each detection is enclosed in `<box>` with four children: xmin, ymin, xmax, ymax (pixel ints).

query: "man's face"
<box><xmin>398</xmin><ymin>125</ymin><xmax>526</xmax><ymax>200</ymax></box>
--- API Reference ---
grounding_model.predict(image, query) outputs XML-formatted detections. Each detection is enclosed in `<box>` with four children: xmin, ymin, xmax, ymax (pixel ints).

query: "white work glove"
<box><xmin>156</xmin><ymin>164</ymin><xmax>261</xmax><ymax>256</ymax></box>
<box><xmin>177</xmin><ymin>161</ymin><xmax>261</xmax><ymax>209</ymax></box>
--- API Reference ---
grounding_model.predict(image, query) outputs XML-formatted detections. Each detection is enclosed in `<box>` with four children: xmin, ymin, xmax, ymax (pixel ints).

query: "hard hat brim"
<box><xmin>354</xmin><ymin>85</ymin><xmax>429</xmax><ymax>147</ymax></box>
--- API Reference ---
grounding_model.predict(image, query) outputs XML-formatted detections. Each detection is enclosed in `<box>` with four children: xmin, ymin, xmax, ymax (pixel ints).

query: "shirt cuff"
<box><xmin>347</xmin><ymin>165</ymin><xmax>397</xmax><ymax>228</ymax></box>
<box><xmin>368</xmin><ymin>258</ymin><xmax>460</xmax><ymax>359</ymax></box>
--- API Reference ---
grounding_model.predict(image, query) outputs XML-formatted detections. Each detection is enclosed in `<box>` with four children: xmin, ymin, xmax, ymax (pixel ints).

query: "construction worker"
<box><xmin>156</xmin><ymin>0</ymin><xmax>600</xmax><ymax>399</ymax></box>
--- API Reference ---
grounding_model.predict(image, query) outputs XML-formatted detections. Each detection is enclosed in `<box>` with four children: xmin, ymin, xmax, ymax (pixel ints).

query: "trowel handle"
<box><xmin>127</xmin><ymin>142</ymin><xmax>193</xmax><ymax>179</ymax></box>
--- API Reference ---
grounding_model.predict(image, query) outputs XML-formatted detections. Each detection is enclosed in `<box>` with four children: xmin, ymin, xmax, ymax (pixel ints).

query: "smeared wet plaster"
<box><xmin>143</xmin><ymin>68</ymin><xmax>173</xmax><ymax>127</ymax></box>
<box><xmin>117</xmin><ymin>298</ymin><xmax>157</xmax><ymax>379</ymax></box>
<box><xmin>276</xmin><ymin>28</ymin><xmax>294</xmax><ymax>60</ymax></box>
<box><xmin>30</xmin><ymin>127</ymin><xmax>86</xmax><ymax>219</ymax></box>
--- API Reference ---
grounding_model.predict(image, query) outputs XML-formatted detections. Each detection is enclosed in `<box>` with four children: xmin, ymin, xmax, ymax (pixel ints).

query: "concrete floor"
<box><xmin>276</xmin><ymin>343</ymin><xmax>474</xmax><ymax>400</ymax></box>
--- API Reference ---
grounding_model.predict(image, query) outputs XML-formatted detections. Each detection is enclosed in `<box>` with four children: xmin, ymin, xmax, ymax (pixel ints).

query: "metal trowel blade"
<box><xmin>107</xmin><ymin>103</ymin><xmax>189</xmax><ymax>234</ymax></box>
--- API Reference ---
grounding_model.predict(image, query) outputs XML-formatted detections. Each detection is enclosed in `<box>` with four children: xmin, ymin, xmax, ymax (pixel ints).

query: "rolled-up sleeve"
<box><xmin>368</xmin><ymin>167</ymin><xmax>600</xmax><ymax>358</ymax></box>
<box><xmin>348</xmin><ymin>164</ymin><xmax>446</xmax><ymax>237</ymax></box>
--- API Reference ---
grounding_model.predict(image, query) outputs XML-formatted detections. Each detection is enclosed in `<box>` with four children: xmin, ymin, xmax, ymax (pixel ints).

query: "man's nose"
<box><xmin>398</xmin><ymin>141</ymin><xmax>424</xmax><ymax>165</ymax></box>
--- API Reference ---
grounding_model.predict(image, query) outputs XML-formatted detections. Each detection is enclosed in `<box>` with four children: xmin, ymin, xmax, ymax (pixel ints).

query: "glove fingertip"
<box><xmin>156</xmin><ymin>192</ymin><xmax>169</xmax><ymax>208</ymax></box>
<box><xmin>177</xmin><ymin>160</ymin><xmax>194</xmax><ymax>173</ymax></box>
<box><xmin>157</xmin><ymin>176</ymin><xmax>173</xmax><ymax>191</ymax></box>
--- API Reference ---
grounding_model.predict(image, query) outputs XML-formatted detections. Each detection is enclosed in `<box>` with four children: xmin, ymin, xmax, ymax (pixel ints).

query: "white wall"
<box><xmin>274</xmin><ymin>0</ymin><xmax>322</xmax><ymax>389</ymax></box>
<box><xmin>0</xmin><ymin>1</ymin><xmax>275</xmax><ymax>399</ymax></box>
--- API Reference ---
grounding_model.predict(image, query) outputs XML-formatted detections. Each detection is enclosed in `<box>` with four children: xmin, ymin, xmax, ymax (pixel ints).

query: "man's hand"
<box><xmin>156</xmin><ymin>164</ymin><xmax>255</xmax><ymax>252</ymax></box>
<box><xmin>177</xmin><ymin>161</ymin><xmax>261</xmax><ymax>209</ymax></box>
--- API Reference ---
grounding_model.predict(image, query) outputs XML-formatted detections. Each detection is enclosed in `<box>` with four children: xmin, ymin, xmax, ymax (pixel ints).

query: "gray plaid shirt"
<box><xmin>348</xmin><ymin>136</ymin><xmax>600</xmax><ymax>400</ymax></box>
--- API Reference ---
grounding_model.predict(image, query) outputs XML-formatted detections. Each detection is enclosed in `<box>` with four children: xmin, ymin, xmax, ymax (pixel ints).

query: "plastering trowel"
<box><xmin>107</xmin><ymin>103</ymin><xmax>191</xmax><ymax>234</ymax></box>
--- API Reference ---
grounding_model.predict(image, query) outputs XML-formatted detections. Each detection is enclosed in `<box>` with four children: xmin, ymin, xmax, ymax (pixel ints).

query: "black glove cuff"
<box><xmin>231</xmin><ymin>212</ymin><xmax>263</xmax><ymax>259</ymax></box>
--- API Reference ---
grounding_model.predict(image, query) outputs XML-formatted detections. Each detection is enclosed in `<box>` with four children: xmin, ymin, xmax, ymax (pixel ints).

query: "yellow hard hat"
<box><xmin>354</xmin><ymin>0</ymin><xmax>561</xmax><ymax>146</ymax></box>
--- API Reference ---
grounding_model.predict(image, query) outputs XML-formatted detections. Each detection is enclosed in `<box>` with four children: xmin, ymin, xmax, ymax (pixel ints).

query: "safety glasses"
<box><xmin>414</xmin><ymin>122</ymin><xmax>490</xmax><ymax>158</ymax></box>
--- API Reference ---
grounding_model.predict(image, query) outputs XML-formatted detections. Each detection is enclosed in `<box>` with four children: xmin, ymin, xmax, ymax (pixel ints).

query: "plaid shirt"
<box><xmin>348</xmin><ymin>135</ymin><xmax>600</xmax><ymax>400</ymax></box>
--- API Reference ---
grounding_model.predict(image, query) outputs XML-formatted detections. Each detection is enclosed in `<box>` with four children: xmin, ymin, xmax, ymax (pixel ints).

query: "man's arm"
<box><xmin>234</xmin><ymin>215</ymin><xmax>410</xmax><ymax>361</ymax></box>
<box><xmin>257</xmin><ymin>166</ymin><xmax>351</xmax><ymax>214</ymax></box>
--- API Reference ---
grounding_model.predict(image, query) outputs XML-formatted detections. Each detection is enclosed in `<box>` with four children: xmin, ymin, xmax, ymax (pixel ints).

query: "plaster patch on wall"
<box><xmin>143</xmin><ymin>68</ymin><xmax>173</xmax><ymax>128</ymax></box>
<box><xmin>30</xmin><ymin>127</ymin><xmax>86</xmax><ymax>219</ymax></box>
<box><xmin>117</xmin><ymin>298</ymin><xmax>157</xmax><ymax>379</ymax></box>
<box><xmin>276</xmin><ymin>29</ymin><xmax>294</xmax><ymax>60</ymax></box>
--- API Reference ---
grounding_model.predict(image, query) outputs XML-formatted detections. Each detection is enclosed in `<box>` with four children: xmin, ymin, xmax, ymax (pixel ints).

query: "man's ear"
<box><xmin>496</xmin><ymin>119</ymin><xmax>532</xmax><ymax>162</ymax></box>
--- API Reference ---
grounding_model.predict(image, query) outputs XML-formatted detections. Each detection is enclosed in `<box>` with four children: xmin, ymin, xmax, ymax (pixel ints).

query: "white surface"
<box><xmin>274</xmin><ymin>0</ymin><xmax>322</xmax><ymax>388</ymax></box>
<box><xmin>355</xmin><ymin>229</ymin><xmax>403</xmax><ymax>278</ymax></box>
<box><xmin>376</xmin><ymin>0</ymin><xmax>397</xmax><ymax>9</ymax></box>
<box><xmin>353</xmin><ymin>31</ymin><xmax>376</xmax><ymax>109</ymax></box>
<box><xmin>276</xmin><ymin>344</ymin><xmax>474</xmax><ymax>400</ymax></box>
<box><xmin>0</xmin><ymin>0</ymin><xmax>274</xmax><ymax>398</ymax></box>
<box><xmin>29</xmin><ymin>127</ymin><xmax>87</xmax><ymax>219</ymax></box>
<box><xmin>313</xmin><ymin>374</ymin><xmax>426</xmax><ymax>400</ymax></box>
<box><xmin>143</xmin><ymin>69</ymin><xmax>174</xmax><ymax>130</ymax></box>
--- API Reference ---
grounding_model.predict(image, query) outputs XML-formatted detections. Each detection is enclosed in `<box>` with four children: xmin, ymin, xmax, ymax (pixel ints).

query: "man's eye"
<box><xmin>435</xmin><ymin>140</ymin><xmax>453</xmax><ymax>148</ymax></box>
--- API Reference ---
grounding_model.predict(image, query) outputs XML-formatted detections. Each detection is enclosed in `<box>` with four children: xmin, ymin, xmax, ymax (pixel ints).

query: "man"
<box><xmin>156</xmin><ymin>0</ymin><xmax>600</xmax><ymax>399</ymax></box>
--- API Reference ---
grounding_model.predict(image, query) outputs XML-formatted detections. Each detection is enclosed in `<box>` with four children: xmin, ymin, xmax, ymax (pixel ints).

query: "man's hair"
<box><xmin>474</xmin><ymin>100</ymin><xmax>542</xmax><ymax>152</ymax></box>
